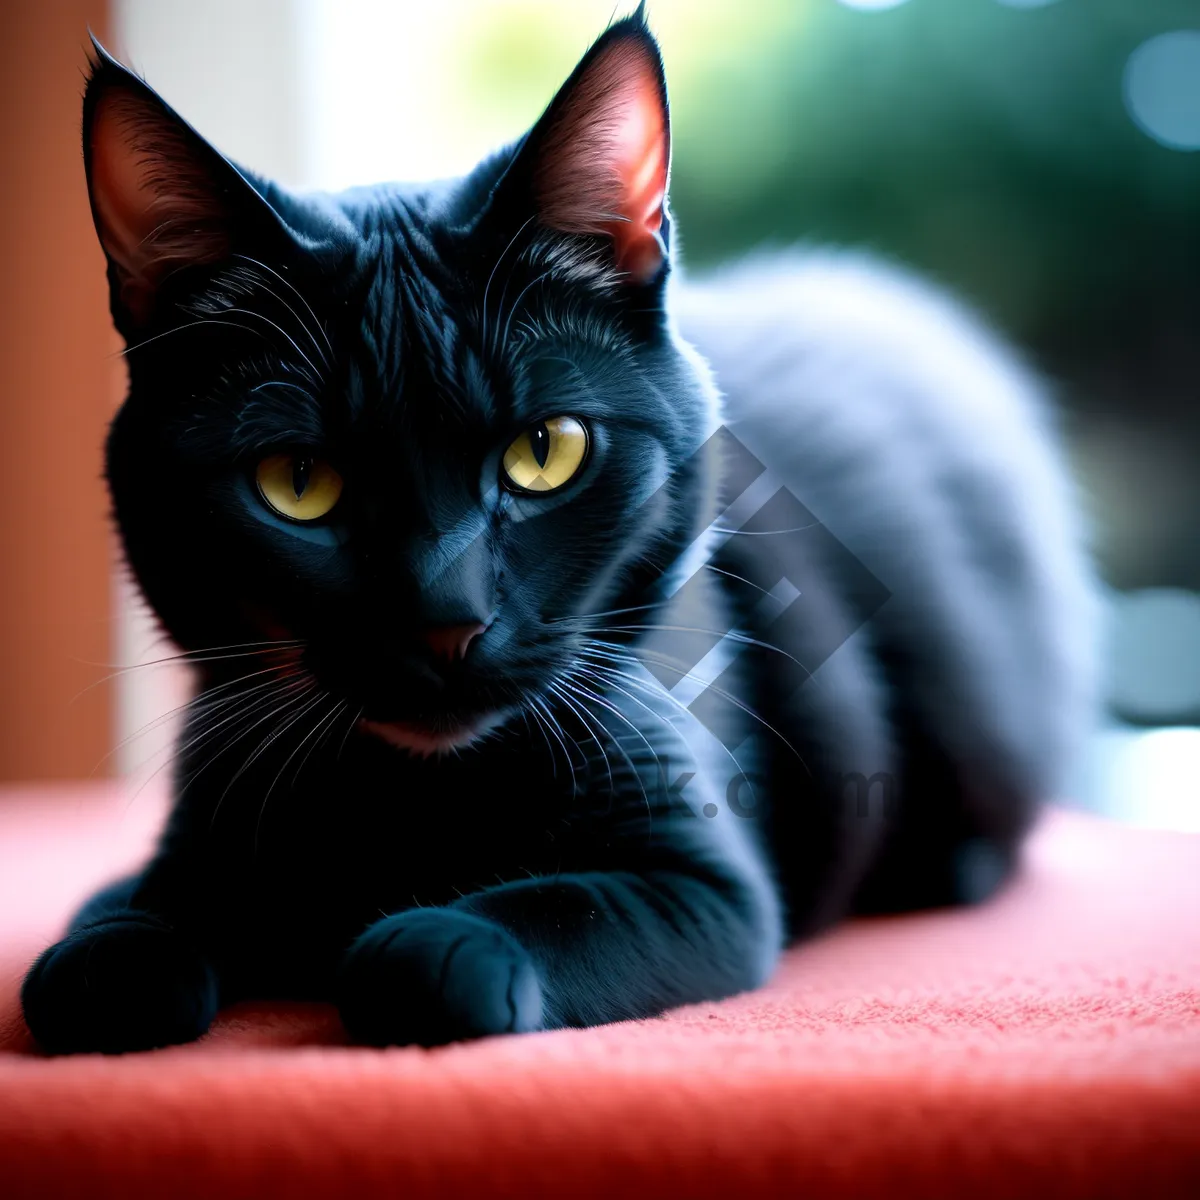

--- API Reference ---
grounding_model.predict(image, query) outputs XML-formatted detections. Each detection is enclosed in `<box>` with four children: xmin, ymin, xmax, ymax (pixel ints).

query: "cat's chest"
<box><xmin>217</xmin><ymin>737</ymin><xmax>587</xmax><ymax>922</ymax></box>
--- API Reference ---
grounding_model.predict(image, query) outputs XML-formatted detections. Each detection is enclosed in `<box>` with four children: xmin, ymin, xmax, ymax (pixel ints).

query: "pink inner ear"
<box><xmin>535</xmin><ymin>40</ymin><xmax>668</xmax><ymax>283</ymax></box>
<box><xmin>89</xmin><ymin>90</ymin><xmax>231</xmax><ymax>324</ymax></box>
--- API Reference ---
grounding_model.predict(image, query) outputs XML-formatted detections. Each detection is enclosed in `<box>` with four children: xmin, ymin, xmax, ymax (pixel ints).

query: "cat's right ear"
<box><xmin>83</xmin><ymin>37</ymin><xmax>283</xmax><ymax>333</ymax></box>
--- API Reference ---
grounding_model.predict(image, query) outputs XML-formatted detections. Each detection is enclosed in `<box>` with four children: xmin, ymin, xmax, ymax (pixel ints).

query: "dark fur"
<box><xmin>21</xmin><ymin>11</ymin><xmax>1096</xmax><ymax>1054</ymax></box>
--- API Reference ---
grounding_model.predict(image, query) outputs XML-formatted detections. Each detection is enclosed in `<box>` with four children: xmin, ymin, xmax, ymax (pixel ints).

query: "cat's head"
<box><xmin>88</xmin><ymin>8</ymin><xmax>720</xmax><ymax>756</ymax></box>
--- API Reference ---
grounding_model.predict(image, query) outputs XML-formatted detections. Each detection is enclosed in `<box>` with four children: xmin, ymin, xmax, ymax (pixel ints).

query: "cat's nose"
<box><xmin>422</xmin><ymin>622</ymin><xmax>486</xmax><ymax>663</ymax></box>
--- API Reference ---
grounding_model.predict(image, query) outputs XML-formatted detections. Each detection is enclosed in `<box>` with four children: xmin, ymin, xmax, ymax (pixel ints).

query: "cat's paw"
<box><xmin>21</xmin><ymin>913</ymin><xmax>218</xmax><ymax>1055</ymax></box>
<box><xmin>336</xmin><ymin>908</ymin><xmax>543</xmax><ymax>1047</ymax></box>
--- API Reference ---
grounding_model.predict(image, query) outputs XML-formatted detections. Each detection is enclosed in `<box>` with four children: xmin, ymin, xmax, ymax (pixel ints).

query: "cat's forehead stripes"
<box><xmin>350</xmin><ymin>204</ymin><xmax>501</xmax><ymax>433</ymax></box>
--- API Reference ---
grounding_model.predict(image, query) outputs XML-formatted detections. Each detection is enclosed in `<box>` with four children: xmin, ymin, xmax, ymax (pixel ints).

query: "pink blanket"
<box><xmin>1</xmin><ymin>783</ymin><xmax>1198</xmax><ymax>1198</ymax></box>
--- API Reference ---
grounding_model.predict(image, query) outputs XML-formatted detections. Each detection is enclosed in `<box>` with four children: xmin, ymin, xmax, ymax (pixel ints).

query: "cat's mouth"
<box><xmin>359</xmin><ymin>711</ymin><xmax>505</xmax><ymax>758</ymax></box>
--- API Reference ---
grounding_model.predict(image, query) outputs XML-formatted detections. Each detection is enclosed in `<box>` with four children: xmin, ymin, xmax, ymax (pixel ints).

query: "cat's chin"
<box><xmin>358</xmin><ymin>713</ymin><xmax>503</xmax><ymax>758</ymax></box>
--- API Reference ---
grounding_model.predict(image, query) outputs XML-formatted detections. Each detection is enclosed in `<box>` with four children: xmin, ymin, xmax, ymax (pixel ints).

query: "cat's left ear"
<box><xmin>496</xmin><ymin>7</ymin><xmax>671</xmax><ymax>285</ymax></box>
<box><xmin>82</xmin><ymin>36</ymin><xmax>294</xmax><ymax>333</ymax></box>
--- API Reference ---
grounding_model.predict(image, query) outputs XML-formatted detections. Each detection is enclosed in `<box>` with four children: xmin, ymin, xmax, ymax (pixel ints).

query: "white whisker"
<box><xmin>233</xmin><ymin>253</ymin><xmax>335</xmax><ymax>365</ymax></box>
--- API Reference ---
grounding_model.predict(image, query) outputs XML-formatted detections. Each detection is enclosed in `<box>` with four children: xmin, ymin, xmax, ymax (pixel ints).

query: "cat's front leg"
<box><xmin>21</xmin><ymin>872</ymin><xmax>219</xmax><ymax>1055</ymax></box>
<box><xmin>336</xmin><ymin>854</ymin><xmax>782</xmax><ymax>1047</ymax></box>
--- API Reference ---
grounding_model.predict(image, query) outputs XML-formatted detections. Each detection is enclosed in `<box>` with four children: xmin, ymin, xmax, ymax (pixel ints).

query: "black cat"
<box><xmin>22</xmin><ymin>8</ymin><xmax>1097</xmax><ymax>1054</ymax></box>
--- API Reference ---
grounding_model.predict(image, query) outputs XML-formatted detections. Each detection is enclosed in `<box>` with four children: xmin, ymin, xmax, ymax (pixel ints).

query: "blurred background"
<box><xmin>0</xmin><ymin>0</ymin><xmax>1197</xmax><ymax>828</ymax></box>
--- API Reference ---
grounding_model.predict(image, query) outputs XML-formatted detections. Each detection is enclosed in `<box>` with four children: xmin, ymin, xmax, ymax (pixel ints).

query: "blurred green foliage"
<box><xmin>666</xmin><ymin>0</ymin><xmax>1200</xmax><ymax>350</ymax></box>
<box><xmin>462</xmin><ymin>0</ymin><xmax>1198</xmax><ymax>367</ymax></box>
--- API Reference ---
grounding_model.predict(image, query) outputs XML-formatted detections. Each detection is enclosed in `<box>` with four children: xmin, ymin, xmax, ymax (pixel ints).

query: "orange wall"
<box><xmin>0</xmin><ymin>1</ymin><xmax>117</xmax><ymax>781</ymax></box>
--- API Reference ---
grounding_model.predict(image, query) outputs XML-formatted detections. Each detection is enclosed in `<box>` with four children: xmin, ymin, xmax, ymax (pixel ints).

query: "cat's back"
<box><xmin>672</xmin><ymin>247</ymin><xmax>1098</xmax><ymax>803</ymax></box>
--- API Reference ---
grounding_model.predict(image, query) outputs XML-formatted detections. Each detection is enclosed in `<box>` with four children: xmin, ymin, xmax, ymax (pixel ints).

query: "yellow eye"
<box><xmin>501</xmin><ymin>416</ymin><xmax>589</xmax><ymax>494</ymax></box>
<box><xmin>256</xmin><ymin>453</ymin><xmax>344</xmax><ymax>522</ymax></box>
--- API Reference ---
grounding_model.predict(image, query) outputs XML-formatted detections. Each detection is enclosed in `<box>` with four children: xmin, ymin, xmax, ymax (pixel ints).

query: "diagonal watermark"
<box><xmin>429</xmin><ymin>424</ymin><xmax>892</xmax><ymax>754</ymax></box>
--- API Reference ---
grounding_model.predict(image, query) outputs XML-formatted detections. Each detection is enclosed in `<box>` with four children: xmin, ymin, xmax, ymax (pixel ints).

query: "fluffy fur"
<box><xmin>21</xmin><ymin>10</ymin><xmax>1097</xmax><ymax>1055</ymax></box>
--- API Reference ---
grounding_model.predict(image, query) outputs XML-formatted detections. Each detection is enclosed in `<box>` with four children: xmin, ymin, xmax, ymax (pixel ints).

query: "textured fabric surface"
<box><xmin>0</xmin><ymin>782</ymin><xmax>1198</xmax><ymax>1199</ymax></box>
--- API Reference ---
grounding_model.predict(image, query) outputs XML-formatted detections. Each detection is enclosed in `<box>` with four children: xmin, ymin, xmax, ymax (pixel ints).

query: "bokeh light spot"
<box><xmin>1123</xmin><ymin>30</ymin><xmax>1200</xmax><ymax>151</ymax></box>
<box><xmin>1094</xmin><ymin>727</ymin><xmax>1200</xmax><ymax>833</ymax></box>
<box><xmin>835</xmin><ymin>0</ymin><xmax>911</xmax><ymax>11</ymax></box>
<box><xmin>1109</xmin><ymin>588</ymin><xmax>1200</xmax><ymax>722</ymax></box>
